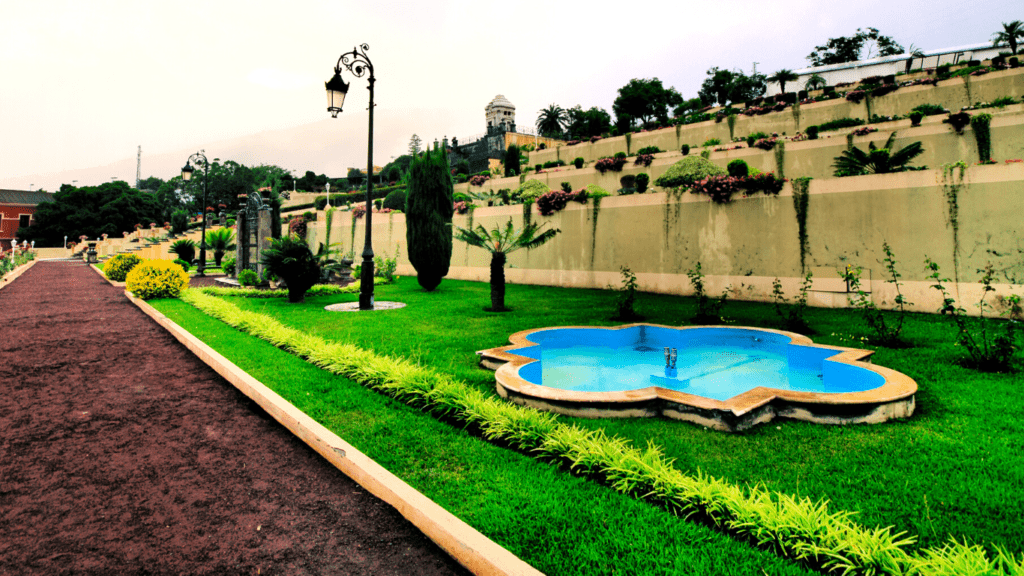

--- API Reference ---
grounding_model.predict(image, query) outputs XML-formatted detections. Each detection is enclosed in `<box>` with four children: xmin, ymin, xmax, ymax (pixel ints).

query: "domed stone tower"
<box><xmin>485</xmin><ymin>95</ymin><xmax>516</xmax><ymax>133</ymax></box>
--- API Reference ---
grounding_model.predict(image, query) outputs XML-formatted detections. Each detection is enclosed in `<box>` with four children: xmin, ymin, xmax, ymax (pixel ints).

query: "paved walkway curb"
<box><xmin>0</xmin><ymin>259</ymin><xmax>38</xmax><ymax>291</ymax></box>
<box><xmin>95</xmin><ymin>266</ymin><xmax>543</xmax><ymax>576</ymax></box>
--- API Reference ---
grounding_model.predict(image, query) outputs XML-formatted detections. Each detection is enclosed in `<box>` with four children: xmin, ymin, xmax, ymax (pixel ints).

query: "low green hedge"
<box><xmin>178</xmin><ymin>290</ymin><xmax>1024</xmax><ymax>576</ymax></box>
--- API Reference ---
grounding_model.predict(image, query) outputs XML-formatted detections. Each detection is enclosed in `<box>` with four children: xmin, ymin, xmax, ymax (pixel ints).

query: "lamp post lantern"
<box><xmin>327</xmin><ymin>43</ymin><xmax>376</xmax><ymax>310</ymax></box>
<box><xmin>181</xmin><ymin>151</ymin><xmax>210</xmax><ymax>276</ymax></box>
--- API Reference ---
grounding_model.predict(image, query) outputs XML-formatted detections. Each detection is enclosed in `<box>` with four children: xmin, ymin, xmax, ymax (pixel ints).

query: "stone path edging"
<box><xmin>103</xmin><ymin>266</ymin><xmax>542</xmax><ymax>576</ymax></box>
<box><xmin>0</xmin><ymin>259</ymin><xmax>38</xmax><ymax>291</ymax></box>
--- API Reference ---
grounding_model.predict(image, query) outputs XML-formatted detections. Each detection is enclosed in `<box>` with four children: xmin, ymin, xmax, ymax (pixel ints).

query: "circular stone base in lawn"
<box><xmin>325</xmin><ymin>301</ymin><xmax>407</xmax><ymax>312</ymax></box>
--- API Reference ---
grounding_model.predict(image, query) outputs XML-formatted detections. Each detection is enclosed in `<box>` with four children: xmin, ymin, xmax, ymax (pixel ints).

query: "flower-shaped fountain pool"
<box><xmin>478</xmin><ymin>324</ymin><xmax>916</xmax><ymax>432</ymax></box>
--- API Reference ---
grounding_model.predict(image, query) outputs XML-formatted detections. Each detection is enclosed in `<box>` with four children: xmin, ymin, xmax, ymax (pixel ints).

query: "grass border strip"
<box><xmin>127</xmin><ymin>290</ymin><xmax>545</xmax><ymax>576</ymax></box>
<box><xmin>178</xmin><ymin>290</ymin><xmax>1024</xmax><ymax>576</ymax></box>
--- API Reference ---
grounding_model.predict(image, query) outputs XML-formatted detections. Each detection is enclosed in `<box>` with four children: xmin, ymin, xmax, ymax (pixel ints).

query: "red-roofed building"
<box><xmin>1</xmin><ymin>189</ymin><xmax>54</xmax><ymax>249</ymax></box>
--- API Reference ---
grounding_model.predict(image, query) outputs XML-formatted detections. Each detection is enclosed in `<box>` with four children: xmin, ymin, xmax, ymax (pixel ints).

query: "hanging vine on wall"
<box><xmin>324</xmin><ymin>207</ymin><xmax>334</xmax><ymax>251</ymax></box>
<box><xmin>970</xmin><ymin>113</ymin><xmax>993</xmax><ymax>162</ymax></box>
<box><xmin>522</xmin><ymin>200</ymin><xmax>533</xmax><ymax>228</ymax></box>
<box><xmin>792</xmin><ymin>177</ymin><xmax>812</xmax><ymax>273</ymax></box>
<box><xmin>663</xmin><ymin>187</ymin><xmax>687</xmax><ymax>245</ymax></box>
<box><xmin>963</xmin><ymin>74</ymin><xmax>973</xmax><ymax>106</ymax></box>
<box><xmin>349</xmin><ymin>211</ymin><xmax>358</xmax><ymax>259</ymax></box>
<box><xmin>590</xmin><ymin>195</ymin><xmax>603</xmax><ymax>269</ymax></box>
<box><xmin>773</xmin><ymin>140</ymin><xmax>787</xmax><ymax>181</ymax></box>
<box><xmin>791</xmin><ymin>101</ymin><xmax>801</xmax><ymax>132</ymax></box>
<box><xmin>941</xmin><ymin>161</ymin><xmax>967</xmax><ymax>284</ymax></box>
<box><xmin>727</xmin><ymin>113</ymin><xmax>737</xmax><ymax>140</ymax></box>
<box><xmin>864</xmin><ymin>94</ymin><xmax>873</xmax><ymax>122</ymax></box>
<box><xmin>846</xmin><ymin>132</ymin><xmax>855</xmax><ymax>151</ymax></box>
<box><xmin>625</xmin><ymin>133</ymin><xmax>632</xmax><ymax>155</ymax></box>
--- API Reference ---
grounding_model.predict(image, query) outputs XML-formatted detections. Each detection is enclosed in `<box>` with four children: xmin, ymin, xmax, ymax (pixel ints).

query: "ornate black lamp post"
<box><xmin>181</xmin><ymin>151</ymin><xmax>210</xmax><ymax>276</ymax></box>
<box><xmin>326</xmin><ymin>43</ymin><xmax>375</xmax><ymax>310</ymax></box>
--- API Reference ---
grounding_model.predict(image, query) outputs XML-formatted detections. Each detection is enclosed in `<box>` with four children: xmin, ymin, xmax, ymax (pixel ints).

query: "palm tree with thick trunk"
<box><xmin>768</xmin><ymin>69</ymin><xmax>799</xmax><ymax>94</ymax></box>
<box><xmin>452</xmin><ymin>219</ymin><xmax>560</xmax><ymax>311</ymax></box>
<box><xmin>536</xmin><ymin>104</ymin><xmax>567</xmax><ymax>139</ymax></box>
<box><xmin>993</xmin><ymin>20</ymin><xmax>1024</xmax><ymax>55</ymax></box>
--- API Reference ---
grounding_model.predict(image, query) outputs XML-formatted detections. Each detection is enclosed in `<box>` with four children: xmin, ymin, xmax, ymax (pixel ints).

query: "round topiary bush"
<box><xmin>727</xmin><ymin>159</ymin><xmax>750</xmax><ymax>178</ymax></box>
<box><xmin>382</xmin><ymin>189</ymin><xmax>407</xmax><ymax>211</ymax></box>
<box><xmin>237</xmin><ymin>269</ymin><xmax>259</xmax><ymax>286</ymax></box>
<box><xmin>125</xmin><ymin>259</ymin><xmax>189</xmax><ymax>300</ymax></box>
<box><xmin>655</xmin><ymin>156</ymin><xmax>728</xmax><ymax>189</ymax></box>
<box><xmin>105</xmin><ymin>253</ymin><xmax>143</xmax><ymax>282</ymax></box>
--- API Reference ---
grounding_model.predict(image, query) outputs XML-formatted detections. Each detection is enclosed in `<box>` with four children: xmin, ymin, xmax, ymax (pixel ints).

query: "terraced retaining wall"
<box><xmin>457</xmin><ymin>110</ymin><xmax>1024</xmax><ymax>195</ymax></box>
<box><xmin>524</xmin><ymin>67</ymin><xmax>1024</xmax><ymax>166</ymax></box>
<box><xmin>309</xmin><ymin>164</ymin><xmax>1024</xmax><ymax>317</ymax></box>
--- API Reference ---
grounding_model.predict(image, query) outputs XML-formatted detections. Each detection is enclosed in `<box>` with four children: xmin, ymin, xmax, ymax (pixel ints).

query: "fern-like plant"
<box><xmin>201</xmin><ymin>228</ymin><xmax>236</xmax><ymax>266</ymax></box>
<box><xmin>832</xmin><ymin>132</ymin><xmax>924</xmax><ymax>176</ymax></box>
<box><xmin>259</xmin><ymin>234</ymin><xmax>321</xmax><ymax>303</ymax></box>
<box><xmin>169</xmin><ymin>239</ymin><xmax>196</xmax><ymax>263</ymax></box>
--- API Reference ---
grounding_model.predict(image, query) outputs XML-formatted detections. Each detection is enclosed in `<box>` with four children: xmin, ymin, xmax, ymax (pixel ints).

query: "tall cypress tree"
<box><xmin>504</xmin><ymin>144</ymin><xmax>520</xmax><ymax>176</ymax></box>
<box><xmin>405</xmin><ymin>144</ymin><xmax>454</xmax><ymax>291</ymax></box>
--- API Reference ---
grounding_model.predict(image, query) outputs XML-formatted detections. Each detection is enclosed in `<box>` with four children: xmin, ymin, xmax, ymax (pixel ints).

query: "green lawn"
<box><xmin>152</xmin><ymin>276</ymin><xmax>1024</xmax><ymax>572</ymax></box>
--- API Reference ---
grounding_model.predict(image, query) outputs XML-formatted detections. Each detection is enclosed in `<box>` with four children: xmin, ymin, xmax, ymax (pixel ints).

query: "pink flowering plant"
<box><xmin>469</xmin><ymin>174</ymin><xmax>490</xmax><ymax>187</ymax></box>
<box><xmin>634</xmin><ymin>154</ymin><xmax>655</xmax><ymax>168</ymax></box>
<box><xmin>536</xmin><ymin>189</ymin><xmax>588</xmax><ymax>216</ymax></box>
<box><xmin>689</xmin><ymin>175</ymin><xmax>742</xmax><ymax>204</ymax></box>
<box><xmin>594</xmin><ymin>157</ymin><xmax>627</xmax><ymax>174</ymax></box>
<box><xmin>845</xmin><ymin>90</ymin><xmax>867</xmax><ymax>104</ymax></box>
<box><xmin>753</xmin><ymin>136</ymin><xmax>779</xmax><ymax>151</ymax></box>
<box><xmin>741</xmin><ymin>172</ymin><xmax>787</xmax><ymax>196</ymax></box>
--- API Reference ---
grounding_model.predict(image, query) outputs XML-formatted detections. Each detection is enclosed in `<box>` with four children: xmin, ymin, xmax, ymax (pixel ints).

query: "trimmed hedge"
<box><xmin>105</xmin><ymin>253</ymin><xmax>143</xmax><ymax>282</ymax></box>
<box><xmin>125</xmin><ymin>259</ymin><xmax>189</xmax><ymax>299</ymax></box>
<box><xmin>179</xmin><ymin>291</ymin><xmax>1024</xmax><ymax>576</ymax></box>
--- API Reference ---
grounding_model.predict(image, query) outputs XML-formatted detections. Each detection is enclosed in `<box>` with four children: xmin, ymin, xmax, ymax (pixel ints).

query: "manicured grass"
<box><xmin>154</xmin><ymin>276</ymin><xmax>1024</xmax><ymax>557</ymax></box>
<box><xmin>154</xmin><ymin>298</ymin><xmax>814</xmax><ymax>576</ymax></box>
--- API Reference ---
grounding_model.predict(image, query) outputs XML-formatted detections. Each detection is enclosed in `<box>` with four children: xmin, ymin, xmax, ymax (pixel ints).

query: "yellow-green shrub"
<box><xmin>125</xmin><ymin>259</ymin><xmax>189</xmax><ymax>300</ymax></box>
<box><xmin>105</xmin><ymin>253</ymin><xmax>143</xmax><ymax>282</ymax></box>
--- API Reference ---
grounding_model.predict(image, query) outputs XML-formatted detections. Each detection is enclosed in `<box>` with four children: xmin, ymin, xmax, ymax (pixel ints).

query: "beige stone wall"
<box><xmin>310</xmin><ymin>165</ymin><xmax>1024</xmax><ymax>317</ymax></box>
<box><xmin>454</xmin><ymin>110</ymin><xmax>1024</xmax><ymax>196</ymax></box>
<box><xmin>526</xmin><ymin>68</ymin><xmax>1024</xmax><ymax>166</ymax></box>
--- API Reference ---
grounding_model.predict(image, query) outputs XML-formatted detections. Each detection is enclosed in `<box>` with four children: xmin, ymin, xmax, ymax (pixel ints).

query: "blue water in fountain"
<box><xmin>514</xmin><ymin>326</ymin><xmax>883</xmax><ymax>402</ymax></box>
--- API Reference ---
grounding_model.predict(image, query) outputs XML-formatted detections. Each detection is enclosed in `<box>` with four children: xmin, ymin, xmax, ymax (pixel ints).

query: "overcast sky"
<box><xmin>0</xmin><ymin>0</ymin><xmax>1012</xmax><ymax>191</ymax></box>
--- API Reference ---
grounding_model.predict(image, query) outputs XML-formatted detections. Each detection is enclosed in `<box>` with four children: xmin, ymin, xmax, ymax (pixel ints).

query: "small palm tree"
<box><xmin>832</xmin><ymin>132</ymin><xmax>924</xmax><ymax>176</ymax></box>
<box><xmin>992</xmin><ymin>20</ymin><xmax>1024</xmax><ymax>55</ymax></box>
<box><xmin>536</xmin><ymin>104</ymin><xmax>567</xmax><ymax>139</ymax></box>
<box><xmin>169</xmin><ymin>238</ymin><xmax>196</xmax><ymax>263</ymax></box>
<box><xmin>804</xmin><ymin>74</ymin><xmax>827</xmax><ymax>91</ymax></box>
<box><xmin>259</xmin><ymin>235</ymin><xmax>321</xmax><ymax>303</ymax></box>
<box><xmin>201</xmin><ymin>228</ymin><xmax>236</xmax><ymax>266</ymax></box>
<box><xmin>452</xmin><ymin>219</ymin><xmax>560</xmax><ymax>311</ymax></box>
<box><xmin>768</xmin><ymin>69</ymin><xmax>799</xmax><ymax>94</ymax></box>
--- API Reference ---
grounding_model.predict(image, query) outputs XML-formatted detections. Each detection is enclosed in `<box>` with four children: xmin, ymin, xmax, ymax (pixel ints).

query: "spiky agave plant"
<box><xmin>451</xmin><ymin>219</ymin><xmax>560</xmax><ymax>311</ymax></box>
<box><xmin>832</xmin><ymin>132</ymin><xmax>924</xmax><ymax>176</ymax></box>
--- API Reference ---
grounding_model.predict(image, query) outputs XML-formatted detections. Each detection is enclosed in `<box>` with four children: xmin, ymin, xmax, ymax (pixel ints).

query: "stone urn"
<box><xmin>86</xmin><ymin>241</ymin><xmax>98</xmax><ymax>264</ymax></box>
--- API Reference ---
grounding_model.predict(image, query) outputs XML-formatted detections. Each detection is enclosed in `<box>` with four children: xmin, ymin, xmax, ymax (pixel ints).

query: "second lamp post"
<box><xmin>181</xmin><ymin>151</ymin><xmax>210</xmax><ymax>276</ymax></box>
<box><xmin>326</xmin><ymin>43</ymin><xmax>375</xmax><ymax>310</ymax></box>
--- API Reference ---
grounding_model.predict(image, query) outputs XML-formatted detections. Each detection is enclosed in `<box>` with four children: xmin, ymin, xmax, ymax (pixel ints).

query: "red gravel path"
<box><xmin>0</xmin><ymin>262</ymin><xmax>472</xmax><ymax>576</ymax></box>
